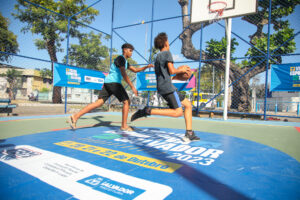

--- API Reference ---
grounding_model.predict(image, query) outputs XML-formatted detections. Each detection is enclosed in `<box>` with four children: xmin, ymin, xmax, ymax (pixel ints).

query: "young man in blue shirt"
<box><xmin>131</xmin><ymin>33</ymin><xmax>200</xmax><ymax>141</ymax></box>
<box><xmin>68</xmin><ymin>43</ymin><xmax>153</xmax><ymax>131</ymax></box>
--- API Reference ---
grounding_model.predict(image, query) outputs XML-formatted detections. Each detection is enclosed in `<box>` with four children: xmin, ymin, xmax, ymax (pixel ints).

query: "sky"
<box><xmin>1</xmin><ymin>0</ymin><xmax>300</xmax><ymax>85</ymax></box>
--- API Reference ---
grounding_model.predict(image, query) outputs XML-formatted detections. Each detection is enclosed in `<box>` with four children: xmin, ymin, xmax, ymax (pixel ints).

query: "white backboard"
<box><xmin>191</xmin><ymin>0</ymin><xmax>258</xmax><ymax>23</ymax></box>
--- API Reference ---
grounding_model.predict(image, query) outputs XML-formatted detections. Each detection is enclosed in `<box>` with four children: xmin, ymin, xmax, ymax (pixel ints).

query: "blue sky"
<box><xmin>1</xmin><ymin>0</ymin><xmax>300</xmax><ymax>78</ymax></box>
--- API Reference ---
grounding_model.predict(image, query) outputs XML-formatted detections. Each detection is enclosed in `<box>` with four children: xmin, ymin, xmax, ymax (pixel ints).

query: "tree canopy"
<box><xmin>65</xmin><ymin>32</ymin><xmax>110</xmax><ymax>70</ymax></box>
<box><xmin>13</xmin><ymin>0</ymin><xmax>99</xmax><ymax>103</ymax></box>
<box><xmin>178</xmin><ymin>0</ymin><xmax>300</xmax><ymax>111</ymax></box>
<box><xmin>0</xmin><ymin>12</ymin><xmax>19</xmax><ymax>62</ymax></box>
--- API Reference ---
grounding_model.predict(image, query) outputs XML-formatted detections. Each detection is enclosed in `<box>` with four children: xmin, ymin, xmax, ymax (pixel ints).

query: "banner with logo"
<box><xmin>136</xmin><ymin>71</ymin><xmax>196</xmax><ymax>91</ymax></box>
<box><xmin>53</xmin><ymin>63</ymin><xmax>106</xmax><ymax>90</ymax></box>
<box><xmin>270</xmin><ymin>63</ymin><xmax>300</xmax><ymax>91</ymax></box>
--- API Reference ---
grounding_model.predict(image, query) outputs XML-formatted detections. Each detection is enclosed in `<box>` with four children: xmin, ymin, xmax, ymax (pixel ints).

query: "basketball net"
<box><xmin>208</xmin><ymin>1</ymin><xmax>227</xmax><ymax>23</ymax></box>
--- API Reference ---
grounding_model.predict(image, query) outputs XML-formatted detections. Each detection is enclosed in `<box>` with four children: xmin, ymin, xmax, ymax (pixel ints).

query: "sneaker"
<box><xmin>182</xmin><ymin>130</ymin><xmax>200</xmax><ymax>142</ymax></box>
<box><xmin>131</xmin><ymin>107</ymin><xmax>151</xmax><ymax>122</ymax></box>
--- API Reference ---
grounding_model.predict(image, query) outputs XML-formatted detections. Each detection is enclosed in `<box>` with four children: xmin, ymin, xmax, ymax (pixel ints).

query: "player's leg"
<box><xmin>150</xmin><ymin>107</ymin><xmax>183</xmax><ymax>117</ymax></box>
<box><xmin>67</xmin><ymin>84</ymin><xmax>110</xmax><ymax>129</ymax></box>
<box><xmin>181</xmin><ymin>98</ymin><xmax>200</xmax><ymax>141</ymax></box>
<box><xmin>181</xmin><ymin>98</ymin><xmax>192</xmax><ymax>130</ymax></box>
<box><xmin>71</xmin><ymin>98</ymin><xmax>105</xmax><ymax>124</ymax></box>
<box><xmin>108</xmin><ymin>83</ymin><xmax>133</xmax><ymax>131</ymax></box>
<box><xmin>121</xmin><ymin>99</ymin><xmax>131</xmax><ymax>130</ymax></box>
<box><xmin>131</xmin><ymin>91</ymin><xmax>183</xmax><ymax>121</ymax></box>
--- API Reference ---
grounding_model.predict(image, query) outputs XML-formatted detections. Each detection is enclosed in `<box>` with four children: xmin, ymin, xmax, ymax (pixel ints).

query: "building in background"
<box><xmin>0</xmin><ymin>63</ymin><xmax>52</xmax><ymax>100</ymax></box>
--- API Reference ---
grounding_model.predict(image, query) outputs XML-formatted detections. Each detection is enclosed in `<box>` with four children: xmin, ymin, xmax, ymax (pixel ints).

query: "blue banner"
<box><xmin>53</xmin><ymin>63</ymin><xmax>106</xmax><ymax>90</ymax></box>
<box><xmin>270</xmin><ymin>63</ymin><xmax>300</xmax><ymax>91</ymax></box>
<box><xmin>136</xmin><ymin>71</ymin><xmax>195</xmax><ymax>91</ymax></box>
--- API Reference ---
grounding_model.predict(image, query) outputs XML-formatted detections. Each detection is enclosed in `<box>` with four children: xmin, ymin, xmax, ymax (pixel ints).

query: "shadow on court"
<box><xmin>86</xmin><ymin>126</ymin><xmax>252</xmax><ymax>200</ymax></box>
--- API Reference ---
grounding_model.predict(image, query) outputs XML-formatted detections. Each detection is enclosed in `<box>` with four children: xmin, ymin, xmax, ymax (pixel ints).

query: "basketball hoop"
<box><xmin>208</xmin><ymin>1</ymin><xmax>227</xmax><ymax>23</ymax></box>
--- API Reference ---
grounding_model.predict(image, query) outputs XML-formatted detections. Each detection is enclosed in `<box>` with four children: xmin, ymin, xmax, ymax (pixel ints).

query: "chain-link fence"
<box><xmin>0</xmin><ymin>0</ymin><xmax>299</xmax><ymax>119</ymax></box>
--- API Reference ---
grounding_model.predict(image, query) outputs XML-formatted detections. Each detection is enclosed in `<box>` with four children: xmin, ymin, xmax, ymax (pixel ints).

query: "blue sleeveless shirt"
<box><xmin>104</xmin><ymin>55</ymin><xmax>129</xmax><ymax>84</ymax></box>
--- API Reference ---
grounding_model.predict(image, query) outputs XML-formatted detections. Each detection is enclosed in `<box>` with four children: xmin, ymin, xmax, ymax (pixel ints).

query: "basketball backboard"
<box><xmin>191</xmin><ymin>0</ymin><xmax>258</xmax><ymax>23</ymax></box>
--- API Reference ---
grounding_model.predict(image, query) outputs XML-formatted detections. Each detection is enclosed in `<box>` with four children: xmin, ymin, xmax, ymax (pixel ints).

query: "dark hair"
<box><xmin>122</xmin><ymin>43</ymin><xmax>134</xmax><ymax>50</ymax></box>
<box><xmin>154</xmin><ymin>32</ymin><xmax>168</xmax><ymax>50</ymax></box>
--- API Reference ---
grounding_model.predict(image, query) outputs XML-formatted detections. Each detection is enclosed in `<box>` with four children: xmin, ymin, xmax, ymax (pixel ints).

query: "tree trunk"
<box><xmin>230</xmin><ymin>73</ymin><xmax>251</xmax><ymax>112</ymax></box>
<box><xmin>46</xmin><ymin>39</ymin><xmax>62</xmax><ymax>104</ymax></box>
<box><xmin>177</xmin><ymin>0</ymin><xmax>269</xmax><ymax>113</ymax></box>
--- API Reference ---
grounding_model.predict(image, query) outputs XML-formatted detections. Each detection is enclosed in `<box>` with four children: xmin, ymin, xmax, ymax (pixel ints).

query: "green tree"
<box><xmin>66</xmin><ymin>31</ymin><xmax>110</xmax><ymax>70</ymax></box>
<box><xmin>0</xmin><ymin>12</ymin><xmax>19</xmax><ymax>62</ymax></box>
<box><xmin>40</xmin><ymin>68</ymin><xmax>52</xmax><ymax>79</ymax></box>
<box><xmin>13</xmin><ymin>0</ymin><xmax>99</xmax><ymax>103</ymax></box>
<box><xmin>178</xmin><ymin>0</ymin><xmax>300</xmax><ymax>112</ymax></box>
<box><xmin>1</xmin><ymin>69</ymin><xmax>22</xmax><ymax>100</ymax></box>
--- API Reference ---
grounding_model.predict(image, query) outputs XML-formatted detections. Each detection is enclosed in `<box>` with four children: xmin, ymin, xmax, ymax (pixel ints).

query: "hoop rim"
<box><xmin>208</xmin><ymin>1</ymin><xmax>227</xmax><ymax>13</ymax></box>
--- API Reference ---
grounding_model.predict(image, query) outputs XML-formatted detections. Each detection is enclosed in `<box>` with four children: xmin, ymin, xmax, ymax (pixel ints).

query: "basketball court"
<box><xmin>1</xmin><ymin>0</ymin><xmax>300</xmax><ymax>199</ymax></box>
<box><xmin>0</xmin><ymin>113</ymin><xmax>300</xmax><ymax>199</ymax></box>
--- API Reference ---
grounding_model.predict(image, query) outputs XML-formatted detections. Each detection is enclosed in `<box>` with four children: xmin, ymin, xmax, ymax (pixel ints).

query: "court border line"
<box><xmin>1</xmin><ymin>112</ymin><xmax>299</xmax><ymax>127</ymax></box>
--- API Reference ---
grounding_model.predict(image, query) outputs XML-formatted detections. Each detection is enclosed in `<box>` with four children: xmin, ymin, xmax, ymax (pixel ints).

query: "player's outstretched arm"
<box><xmin>128</xmin><ymin>64</ymin><xmax>154</xmax><ymax>73</ymax></box>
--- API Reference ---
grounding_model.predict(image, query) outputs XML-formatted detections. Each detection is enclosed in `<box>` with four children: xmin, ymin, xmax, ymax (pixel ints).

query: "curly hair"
<box><xmin>154</xmin><ymin>32</ymin><xmax>168</xmax><ymax>50</ymax></box>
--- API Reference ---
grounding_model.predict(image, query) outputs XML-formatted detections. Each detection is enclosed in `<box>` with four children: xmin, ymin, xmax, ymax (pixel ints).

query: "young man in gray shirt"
<box><xmin>131</xmin><ymin>32</ymin><xmax>200</xmax><ymax>141</ymax></box>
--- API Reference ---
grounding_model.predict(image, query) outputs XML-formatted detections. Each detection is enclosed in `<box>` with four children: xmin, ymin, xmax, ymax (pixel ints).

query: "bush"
<box><xmin>40</xmin><ymin>87</ymin><xmax>50</xmax><ymax>93</ymax></box>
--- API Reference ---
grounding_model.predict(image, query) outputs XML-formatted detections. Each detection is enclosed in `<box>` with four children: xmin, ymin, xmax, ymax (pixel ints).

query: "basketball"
<box><xmin>172</xmin><ymin>65</ymin><xmax>192</xmax><ymax>81</ymax></box>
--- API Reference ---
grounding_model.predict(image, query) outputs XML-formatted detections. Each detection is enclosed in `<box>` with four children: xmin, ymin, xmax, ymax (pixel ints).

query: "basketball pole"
<box><xmin>223</xmin><ymin>17</ymin><xmax>232</xmax><ymax>120</ymax></box>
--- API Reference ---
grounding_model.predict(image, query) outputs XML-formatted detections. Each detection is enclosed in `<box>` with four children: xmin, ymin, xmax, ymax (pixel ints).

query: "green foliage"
<box><xmin>39</xmin><ymin>68</ymin><xmax>52</xmax><ymax>78</ymax></box>
<box><xmin>65</xmin><ymin>32</ymin><xmax>110</xmax><ymax>70</ymax></box>
<box><xmin>258</xmin><ymin>0</ymin><xmax>300</xmax><ymax>31</ymax></box>
<box><xmin>205</xmin><ymin>37</ymin><xmax>238</xmax><ymax>59</ymax></box>
<box><xmin>4</xmin><ymin>69</ymin><xmax>22</xmax><ymax>84</ymax></box>
<box><xmin>2</xmin><ymin>69</ymin><xmax>22</xmax><ymax>99</ymax></box>
<box><xmin>204</xmin><ymin>0</ymin><xmax>299</xmax><ymax>69</ymax></box>
<box><xmin>13</xmin><ymin>0</ymin><xmax>99</xmax><ymax>60</ymax></box>
<box><xmin>40</xmin><ymin>87</ymin><xmax>50</xmax><ymax>92</ymax></box>
<box><xmin>246</xmin><ymin>27</ymin><xmax>296</xmax><ymax>65</ymax></box>
<box><xmin>199</xmin><ymin>64</ymin><xmax>223</xmax><ymax>93</ymax></box>
<box><xmin>0</xmin><ymin>12</ymin><xmax>19</xmax><ymax>62</ymax></box>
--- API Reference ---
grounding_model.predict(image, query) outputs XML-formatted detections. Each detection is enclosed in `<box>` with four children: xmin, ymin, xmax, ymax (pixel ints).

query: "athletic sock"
<box><xmin>145</xmin><ymin>107</ymin><xmax>152</xmax><ymax>115</ymax></box>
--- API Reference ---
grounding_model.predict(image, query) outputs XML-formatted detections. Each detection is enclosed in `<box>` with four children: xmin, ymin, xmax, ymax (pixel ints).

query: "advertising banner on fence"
<box><xmin>271</xmin><ymin>63</ymin><xmax>300</xmax><ymax>91</ymax></box>
<box><xmin>53</xmin><ymin>63</ymin><xmax>106</xmax><ymax>90</ymax></box>
<box><xmin>136</xmin><ymin>71</ymin><xmax>196</xmax><ymax>91</ymax></box>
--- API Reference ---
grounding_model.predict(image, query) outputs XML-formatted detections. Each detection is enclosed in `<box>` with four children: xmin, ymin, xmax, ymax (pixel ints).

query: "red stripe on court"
<box><xmin>295</xmin><ymin>127</ymin><xmax>300</xmax><ymax>132</ymax></box>
<box><xmin>52</xmin><ymin>121</ymin><xmax>122</xmax><ymax>131</ymax></box>
<box><xmin>52</xmin><ymin>124</ymin><xmax>95</xmax><ymax>131</ymax></box>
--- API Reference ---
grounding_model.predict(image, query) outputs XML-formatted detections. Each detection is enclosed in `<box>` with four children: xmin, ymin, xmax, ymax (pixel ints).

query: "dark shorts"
<box><xmin>161</xmin><ymin>90</ymin><xmax>185</xmax><ymax>109</ymax></box>
<box><xmin>98</xmin><ymin>83</ymin><xmax>129</xmax><ymax>103</ymax></box>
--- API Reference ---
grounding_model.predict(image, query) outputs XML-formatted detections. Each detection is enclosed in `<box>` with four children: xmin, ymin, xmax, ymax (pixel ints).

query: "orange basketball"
<box><xmin>172</xmin><ymin>65</ymin><xmax>192</xmax><ymax>81</ymax></box>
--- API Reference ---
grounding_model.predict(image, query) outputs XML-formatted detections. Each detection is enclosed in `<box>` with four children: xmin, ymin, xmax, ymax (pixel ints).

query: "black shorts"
<box><xmin>98</xmin><ymin>83</ymin><xmax>129</xmax><ymax>103</ymax></box>
<box><xmin>161</xmin><ymin>90</ymin><xmax>185</xmax><ymax>109</ymax></box>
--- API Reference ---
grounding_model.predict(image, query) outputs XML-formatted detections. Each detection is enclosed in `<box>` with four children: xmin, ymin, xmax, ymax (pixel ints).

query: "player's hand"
<box><xmin>179</xmin><ymin>65</ymin><xmax>190</xmax><ymax>74</ymax></box>
<box><xmin>147</xmin><ymin>64</ymin><xmax>154</xmax><ymax>69</ymax></box>
<box><xmin>132</xmin><ymin>87</ymin><xmax>138</xmax><ymax>96</ymax></box>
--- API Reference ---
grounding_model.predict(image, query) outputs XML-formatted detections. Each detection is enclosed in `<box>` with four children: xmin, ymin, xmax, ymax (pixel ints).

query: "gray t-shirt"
<box><xmin>154</xmin><ymin>51</ymin><xmax>176</xmax><ymax>95</ymax></box>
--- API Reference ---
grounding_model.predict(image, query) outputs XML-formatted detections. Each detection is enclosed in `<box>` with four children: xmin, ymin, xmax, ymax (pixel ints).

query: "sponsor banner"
<box><xmin>271</xmin><ymin>63</ymin><xmax>300</xmax><ymax>91</ymax></box>
<box><xmin>0</xmin><ymin>145</ymin><xmax>172</xmax><ymax>200</ymax></box>
<box><xmin>136</xmin><ymin>71</ymin><xmax>196</xmax><ymax>91</ymax></box>
<box><xmin>53</xmin><ymin>63</ymin><xmax>106</xmax><ymax>90</ymax></box>
<box><xmin>55</xmin><ymin>141</ymin><xmax>182</xmax><ymax>173</ymax></box>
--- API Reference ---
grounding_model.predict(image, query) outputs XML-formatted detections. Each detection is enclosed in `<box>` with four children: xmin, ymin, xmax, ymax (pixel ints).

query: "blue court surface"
<box><xmin>0</xmin><ymin>126</ymin><xmax>299</xmax><ymax>200</ymax></box>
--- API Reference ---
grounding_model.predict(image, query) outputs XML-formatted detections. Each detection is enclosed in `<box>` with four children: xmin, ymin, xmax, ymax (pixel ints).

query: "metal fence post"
<box><xmin>108</xmin><ymin>0</ymin><xmax>115</xmax><ymax>108</ymax></box>
<box><xmin>64</xmin><ymin>17</ymin><xmax>71</xmax><ymax>114</ymax></box>
<box><xmin>196</xmin><ymin>24</ymin><xmax>204</xmax><ymax>115</ymax></box>
<box><xmin>147</xmin><ymin>0</ymin><xmax>155</xmax><ymax>107</ymax></box>
<box><xmin>263</xmin><ymin>0</ymin><xmax>272</xmax><ymax>120</ymax></box>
